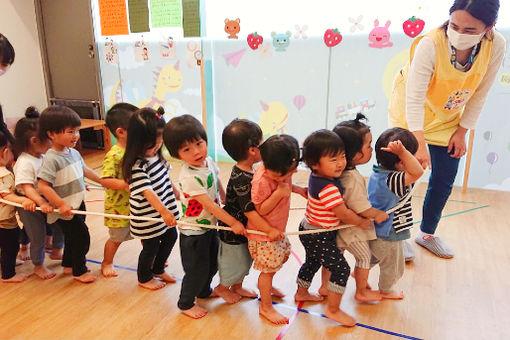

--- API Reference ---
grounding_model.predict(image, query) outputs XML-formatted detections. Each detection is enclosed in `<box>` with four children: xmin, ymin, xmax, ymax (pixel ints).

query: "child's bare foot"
<box><xmin>62</xmin><ymin>267</ymin><xmax>72</xmax><ymax>275</ymax></box>
<box><xmin>18</xmin><ymin>247</ymin><xmax>30</xmax><ymax>260</ymax></box>
<box><xmin>15</xmin><ymin>258</ymin><xmax>24</xmax><ymax>266</ymax></box>
<box><xmin>101</xmin><ymin>263</ymin><xmax>118</xmax><ymax>278</ymax></box>
<box><xmin>73</xmin><ymin>272</ymin><xmax>97</xmax><ymax>283</ymax></box>
<box><xmin>2</xmin><ymin>273</ymin><xmax>31</xmax><ymax>283</ymax></box>
<box><xmin>355</xmin><ymin>289</ymin><xmax>382</xmax><ymax>303</ymax></box>
<box><xmin>138</xmin><ymin>278</ymin><xmax>166</xmax><ymax>290</ymax></box>
<box><xmin>318</xmin><ymin>286</ymin><xmax>329</xmax><ymax>297</ymax></box>
<box><xmin>379</xmin><ymin>290</ymin><xmax>404</xmax><ymax>300</ymax></box>
<box><xmin>182</xmin><ymin>305</ymin><xmax>208</xmax><ymax>319</ymax></box>
<box><xmin>325</xmin><ymin>309</ymin><xmax>356</xmax><ymax>327</ymax></box>
<box><xmin>271</xmin><ymin>287</ymin><xmax>285</xmax><ymax>298</ymax></box>
<box><xmin>213</xmin><ymin>285</ymin><xmax>241</xmax><ymax>304</ymax></box>
<box><xmin>231</xmin><ymin>285</ymin><xmax>258</xmax><ymax>298</ymax></box>
<box><xmin>49</xmin><ymin>248</ymin><xmax>63</xmax><ymax>260</ymax></box>
<box><xmin>294</xmin><ymin>290</ymin><xmax>324</xmax><ymax>302</ymax></box>
<box><xmin>259</xmin><ymin>305</ymin><xmax>289</xmax><ymax>325</ymax></box>
<box><xmin>34</xmin><ymin>266</ymin><xmax>56</xmax><ymax>280</ymax></box>
<box><xmin>155</xmin><ymin>272</ymin><xmax>177</xmax><ymax>283</ymax></box>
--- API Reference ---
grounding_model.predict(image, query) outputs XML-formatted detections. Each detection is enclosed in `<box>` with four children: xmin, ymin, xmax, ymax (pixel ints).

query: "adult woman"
<box><xmin>0</xmin><ymin>33</ymin><xmax>16</xmax><ymax>143</ymax></box>
<box><xmin>389</xmin><ymin>0</ymin><xmax>505</xmax><ymax>258</ymax></box>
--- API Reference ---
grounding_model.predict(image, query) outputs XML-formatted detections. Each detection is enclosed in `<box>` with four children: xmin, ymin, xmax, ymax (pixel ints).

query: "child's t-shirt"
<box><xmin>218</xmin><ymin>165</ymin><xmax>254</xmax><ymax>245</ymax></box>
<box><xmin>304</xmin><ymin>174</ymin><xmax>345</xmax><ymax>229</ymax></box>
<box><xmin>101</xmin><ymin>144</ymin><xmax>129</xmax><ymax>228</ymax></box>
<box><xmin>367</xmin><ymin>165</ymin><xmax>412</xmax><ymax>241</ymax></box>
<box><xmin>336</xmin><ymin>168</ymin><xmax>377</xmax><ymax>247</ymax></box>
<box><xmin>129</xmin><ymin>156</ymin><xmax>180</xmax><ymax>239</ymax></box>
<box><xmin>178</xmin><ymin>156</ymin><xmax>220</xmax><ymax>236</ymax></box>
<box><xmin>247</xmin><ymin>165</ymin><xmax>291</xmax><ymax>242</ymax></box>
<box><xmin>13</xmin><ymin>152</ymin><xmax>43</xmax><ymax>196</ymax></box>
<box><xmin>0</xmin><ymin>166</ymin><xmax>18</xmax><ymax>229</ymax></box>
<box><xmin>37</xmin><ymin>148</ymin><xmax>86</xmax><ymax>224</ymax></box>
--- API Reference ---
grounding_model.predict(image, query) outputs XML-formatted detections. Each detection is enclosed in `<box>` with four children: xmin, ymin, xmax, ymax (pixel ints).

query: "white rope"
<box><xmin>1</xmin><ymin>169</ymin><xmax>428</xmax><ymax>237</ymax></box>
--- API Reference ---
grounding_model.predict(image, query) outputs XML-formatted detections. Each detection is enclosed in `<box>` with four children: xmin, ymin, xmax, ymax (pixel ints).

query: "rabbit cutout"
<box><xmin>369</xmin><ymin>19</ymin><xmax>393</xmax><ymax>48</ymax></box>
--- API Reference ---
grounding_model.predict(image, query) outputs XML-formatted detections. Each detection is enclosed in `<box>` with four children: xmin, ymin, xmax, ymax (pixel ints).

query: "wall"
<box><xmin>0</xmin><ymin>0</ymin><xmax>47</xmax><ymax>126</ymax></box>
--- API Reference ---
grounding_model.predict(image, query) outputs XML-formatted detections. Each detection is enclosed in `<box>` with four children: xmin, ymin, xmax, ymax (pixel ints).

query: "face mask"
<box><xmin>447</xmin><ymin>25</ymin><xmax>484</xmax><ymax>50</ymax></box>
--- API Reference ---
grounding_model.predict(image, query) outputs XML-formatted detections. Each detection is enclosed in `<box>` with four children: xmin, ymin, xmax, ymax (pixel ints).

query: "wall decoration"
<box><xmin>150</xmin><ymin>0</ymin><xmax>182</xmax><ymax>28</ymax></box>
<box><xmin>403</xmin><ymin>16</ymin><xmax>425</xmax><ymax>38</ymax></box>
<box><xmin>222</xmin><ymin>49</ymin><xmax>247</xmax><ymax>67</ymax></box>
<box><xmin>487</xmin><ymin>151</ymin><xmax>498</xmax><ymax>172</ymax></box>
<box><xmin>259</xmin><ymin>101</ymin><xmax>289</xmax><ymax>138</ymax></box>
<box><xmin>128</xmin><ymin>0</ymin><xmax>150</xmax><ymax>33</ymax></box>
<box><xmin>247</xmin><ymin>32</ymin><xmax>263</xmax><ymax>50</ymax></box>
<box><xmin>324</xmin><ymin>28</ymin><xmax>342</xmax><ymax>47</ymax></box>
<box><xmin>271</xmin><ymin>31</ymin><xmax>292</xmax><ymax>52</ymax></box>
<box><xmin>258</xmin><ymin>42</ymin><xmax>272</xmax><ymax>58</ymax></box>
<box><xmin>138</xmin><ymin>61</ymin><xmax>183</xmax><ymax>110</ymax></box>
<box><xmin>483</xmin><ymin>131</ymin><xmax>492</xmax><ymax>141</ymax></box>
<box><xmin>160</xmin><ymin>37</ymin><xmax>177</xmax><ymax>58</ymax></box>
<box><xmin>368</xmin><ymin>19</ymin><xmax>393</xmax><ymax>48</ymax></box>
<box><xmin>293</xmin><ymin>95</ymin><xmax>306</xmax><ymax>111</ymax></box>
<box><xmin>499</xmin><ymin>73</ymin><xmax>510</xmax><ymax>86</ymax></box>
<box><xmin>134</xmin><ymin>38</ymin><xmax>150</xmax><ymax>62</ymax></box>
<box><xmin>224</xmin><ymin>18</ymin><xmax>241</xmax><ymax>39</ymax></box>
<box><xmin>294</xmin><ymin>25</ymin><xmax>308</xmax><ymax>39</ymax></box>
<box><xmin>186</xmin><ymin>41</ymin><xmax>201</xmax><ymax>68</ymax></box>
<box><xmin>349</xmin><ymin>15</ymin><xmax>364</xmax><ymax>32</ymax></box>
<box><xmin>103</xmin><ymin>39</ymin><xmax>119</xmax><ymax>64</ymax></box>
<box><xmin>99</xmin><ymin>0</ymin><xmax>129</xmax><ymax>36</ymax></box>
<box><xmin>182</xmin><ymin>0</ymin><xmax>200</xmax><ymax>37</ymax></box>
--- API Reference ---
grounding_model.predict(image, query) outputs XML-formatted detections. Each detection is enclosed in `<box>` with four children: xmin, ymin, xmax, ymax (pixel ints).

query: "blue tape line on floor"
<box><xmin>413</xmin><ymin>204</ymin><xmax>489</xmax><ymax>225</ymax></box>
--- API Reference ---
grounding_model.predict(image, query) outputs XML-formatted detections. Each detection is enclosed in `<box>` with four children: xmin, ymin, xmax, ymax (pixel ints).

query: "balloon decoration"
<box><xmin>483</xmin><ymin>131</ymin><xmax>492</xmax><ymax>141</ymax></box>
<box><xmin>486</xmin><ymin>152</ymin><xmax>498</xmax><ymax>172</ymax></box>
<box><xmin>293</xmin><ymin>95</ymin><xmax>306</xmax><ymax>110</ymax></box>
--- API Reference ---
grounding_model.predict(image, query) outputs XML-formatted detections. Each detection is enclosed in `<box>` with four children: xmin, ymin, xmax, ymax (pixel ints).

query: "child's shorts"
<box><xmin>248</xmin><ymin>237</ymin><xmax>291</xmax><ymax>273</ymax></box>
<box><xmin>108</xmin><ymin>226</ymin><xmax>133</xmax><ymax>243</ymax></box>
<box><xmin>218</xmin><ymin>240</ymin><xmax>253</xmax><ymax>286</ymax></box>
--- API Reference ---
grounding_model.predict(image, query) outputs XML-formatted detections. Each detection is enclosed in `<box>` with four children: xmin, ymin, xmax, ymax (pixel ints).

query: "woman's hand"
<box><xmin>447</xmin><ymin>126</ymin><xmax>468</xmax><ymax>159</ymax></box>
<box><xmin>412</xmin><ymin>131</ymin><xmax>430</xmax><ymax>169</ymax></box>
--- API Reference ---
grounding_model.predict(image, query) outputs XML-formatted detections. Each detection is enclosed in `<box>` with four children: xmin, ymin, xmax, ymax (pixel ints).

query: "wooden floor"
<box><xmin>2</xmin><ymin>149</ymin><xmax>510</xmax><ymax>339</ymax></box>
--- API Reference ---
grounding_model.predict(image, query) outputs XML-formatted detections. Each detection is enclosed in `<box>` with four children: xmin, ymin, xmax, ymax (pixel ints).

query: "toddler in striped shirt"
<box><xmin>295</xmin><ymin>130</ymin><xmax>370</xmax><ymax>327</ymax></box>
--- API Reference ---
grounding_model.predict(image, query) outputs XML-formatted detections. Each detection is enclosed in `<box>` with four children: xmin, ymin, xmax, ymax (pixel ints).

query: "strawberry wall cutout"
<box><xmin>247</xmin><ymin>32</ymin><xmax>263</xmax><ymax>50</ymax></box>
<box><xmin>403</xmin><ymin>16</ymin><xmax>425</xmax><ymax>38</ymax></box>
<box><xmin>324</xmin><ymin>28</ymin><xmax>342</xmax><ymax>47</ymax></box>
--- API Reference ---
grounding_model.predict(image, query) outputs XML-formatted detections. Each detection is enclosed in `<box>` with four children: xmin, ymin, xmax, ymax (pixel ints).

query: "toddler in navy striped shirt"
<box><xmin>122</xmin><ymin>108</ymin><xmax>181</xmax><ymax>290</ymax></box>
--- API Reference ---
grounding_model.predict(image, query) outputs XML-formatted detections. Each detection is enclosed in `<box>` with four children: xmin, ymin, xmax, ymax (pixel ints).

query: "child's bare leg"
<box><xmin>62</xmin><ymin>267</ymin><xmax>72</xmax><ymax>275</ymax></box>
<box><xmin>34</xmin><ymin>265</ymin><xmax>56</xmax><ymax>280</ymax></box>
<box><xmin>231</xmin><ymin>281</ymin><xmax>258</xmax><ymax>298</ymax></box>
<box><xmin>325</xmin><ymin>291</ymin><xmax>356</xmax><ymax>327</ymax></box>
<box><xmin>49</xmin><ymin>248</ymin><xmax>63</xmax><ymax>260</ymax></box>
<box><xmin>138</xmin><ymin>278</ymin><xmax>165</xmax><ymax>290</ymax></box>
<box><xmin>15</xmin><ymin>258</ymin><xmax>24</xmax><ymax>266</ymax></box>
<box><xmin>101</xmin><ymin>240</ymin><xmax>122</xmax><ymax>277</ymax></box>
<box><xmin>319</xmin><ymin>267</ymin><xmax>330</xmax><ymax>296</ymax></box>
<box><xmin>259</xmin><ymin>272</ymin><xmax>289</xmax><ymax>324</ymax></box>
<box><xmin>73</xmin><ymin>272</ymin><xmax>97</xmax><ymax>283</ymax></box>
<box><xmin>181</xmin><ymin>304</ymin><xmax>208</xmax><ymax>319</ymax></box>
<box><xmin>18</xmin><ymin>244</ymin><xmax>30</xmax><ymax>260</ymax></box>
<box><xmin>353</xmin><ymin>267</ymin><xmax>381</xmax><ymax>302</ymax></box>
<box><xmin>294</xmin><ymin>286</ymin><xmax>324</xmax><ymax>302</ymax></box>
<box><xmin>45</xmin><ymin>235</ymin><xmax>53</xmax><ymax>250</ymax></box>
<box><xmin>213</xmin><ymin>284</ymin><xmax>241</xmax><ymax>303</ymax></box>
<box><xmin>2</xmin><ymin>273</ymin><xmax>31</xmax><ymax>283</ymax></box>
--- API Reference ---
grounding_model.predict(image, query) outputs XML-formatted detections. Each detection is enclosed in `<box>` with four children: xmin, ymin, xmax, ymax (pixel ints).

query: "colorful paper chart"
<box><xmin>128</xmin><ymin>0</ymin><xmax>150</xmax><ymax>33</ymax></box>
<box><xmin>150</xmin><ymin>0</ymin><xmax>182</xmax><ymax>28</ymax></box>
<box><xmin>182</xmin><ymin>0</ymin><xmax>200</xmax><ymax>37</ymax></box>
<box><xmin>99</xmin><ymin>0</ymin><xmax>129</xmax><ymax>36</ymax></box>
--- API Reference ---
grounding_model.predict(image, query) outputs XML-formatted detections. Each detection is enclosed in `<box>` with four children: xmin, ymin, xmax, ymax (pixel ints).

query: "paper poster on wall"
<box><xmin>128</xmin><ymin>0</ymin><xmax>150</xmax><ymax>33</ymax></box>
<box><xmin>104</xmin><ymin>39</ymin><xmax>119</xmax><ymax>64</ymax></box>
<box><xmin>160</xmin><ymin>37</ymin><xmax>177</xmax><ymax>58</ymax></box>
<box><xmin>134</xmin><ymin>39</ymin><xmax>150</xmax><ymax>62</ymax></box>
<box><xmin>182</xmin><ymin>0</ymin><xmax>200</xmax><ymax>37</ymax></box>
<box><xmin>150</xmin><ymin>0</ymin><xmax>182</xmax><ymax>28</ymax></box>
<box><xmin>99</xmin><ymin>0</ymin><xmax>129</xmax><ymax>36</ymax></box>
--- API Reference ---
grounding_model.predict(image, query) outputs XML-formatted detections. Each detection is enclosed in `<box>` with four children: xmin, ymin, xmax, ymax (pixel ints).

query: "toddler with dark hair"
<box><xmin>367</xmin><ymin>127</ymin><xmax>423</xmax><ymax>299</ymax></box>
